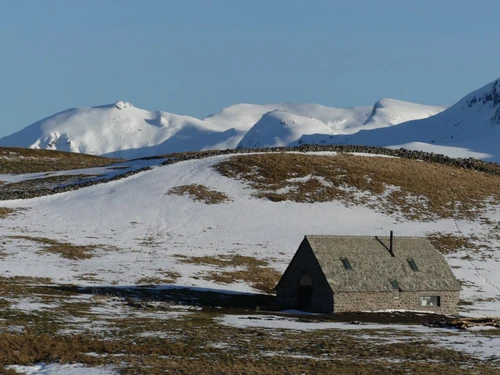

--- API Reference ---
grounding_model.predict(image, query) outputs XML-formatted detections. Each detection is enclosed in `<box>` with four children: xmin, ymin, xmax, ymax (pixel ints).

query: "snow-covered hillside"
<box><xmin>1</xmin><ymin>151</ymin><xmax>499</xmax><ymax>317</ymax></box>
<box><xmin>294</xmin><ymin>79</ymin><xmax>500</xmax><ymax>161</ymax></box>
<box><xmin>203</xmin><ymin>102</ymin><xmax>370</xmax><ymax>132</ymax></box>
<box><xmin>237</xmin><ymin>110</ymin><xmax>334</xmax><ymax>148</ymax></box>
<box><xmin>0</xmin><ymin>98</ymin><xmax>444</xmax><ymax>159</ymax></box>
<box><xmin>361</xmin><ymin>98</ymin><xmax>446</xmax><ymax>130</ymax></box>
<box><xmin>237</xmin><ymin>100</ymin><xmax>446</xmax><ymax>149</ymax></box>
<box><xmin>0</xmin><ymin>102</ymin><xmax>246</xmax><ymax>159</ymax></box>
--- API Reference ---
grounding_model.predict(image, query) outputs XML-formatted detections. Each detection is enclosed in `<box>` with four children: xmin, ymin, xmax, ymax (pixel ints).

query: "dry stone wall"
<box><xmin>160</xmin><ymin>144</ymin><xmax>500</xmax><ymax>176</ymax></box>
<box><xmin>0</xmin><ymin>166</ymin><xmax>152</xmax><ymax>201</ymax></box>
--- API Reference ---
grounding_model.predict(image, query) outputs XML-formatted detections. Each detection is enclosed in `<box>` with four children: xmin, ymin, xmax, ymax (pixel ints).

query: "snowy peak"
<box><xmin>237</xmin><ymin>98</ymin><xmax>447</xmax><ymax>149</ymax></box>
<box><xmin>0</xmin><ymin>103</ymin><xmax>228</xmax><ymax>158</ymax></box>
<box><xmin>362</xmin><ymin>98</ymin><xmax>447</xmax><ymax>130</ymax></box>
<box><xmin>464</xmin><ymin>79</ymin><xmax>500</xmax><ymax>108</ymax></box>
<box><xmin>203</xmin><ymin>102</ymin><xmax>373</xmax><ymax>133</ymax></box>
<box><xmin>237</xmin><ymin>110</ymin><xmax>334</xmax><ymax>149</ymax></box>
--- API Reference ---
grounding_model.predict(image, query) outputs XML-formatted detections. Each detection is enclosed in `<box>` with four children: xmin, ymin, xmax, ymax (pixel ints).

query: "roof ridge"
<box><xmin>305</xmin><ymin>235</ymin><xmax>427</xmax><ymax>239</ymax></box>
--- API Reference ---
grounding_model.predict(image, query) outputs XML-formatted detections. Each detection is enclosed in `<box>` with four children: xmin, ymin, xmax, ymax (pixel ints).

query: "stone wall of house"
<box><xmin>275</xmin><ymin>240</ymin><xmax>334</xmax><ymax>313</ymax></box>
<box><xmin>334</xmin><ymin>290</ymin><xmax>460</xmax><ymax>315</ymax></box>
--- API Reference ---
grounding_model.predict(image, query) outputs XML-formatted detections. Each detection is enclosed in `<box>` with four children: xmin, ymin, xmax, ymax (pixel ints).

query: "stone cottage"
<box><xmin>275</xmin><ymin>234</ymin><xmax>461</xmax><ymax>315</ymax></box>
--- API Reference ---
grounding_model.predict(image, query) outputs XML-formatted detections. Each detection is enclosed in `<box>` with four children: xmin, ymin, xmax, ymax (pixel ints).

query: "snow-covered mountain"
<box><xmin>0</xmin><ymin>101</ymin><xmax>247</xmax><ymax>159</ymax></box>
<box><xmin>238</xmin><ymin>99</ymin><xmax>446</xmax><ymax>149</ymax></box>
<box><xmin>4</xmin><ymin>78</ymin><xmax>500</xmax><ymax>161</ymax></box>
<box><xmin>237</xmin><ymin>110</ymin><xmax>335</xmax><ymax>149</ymax></box>
<box><xmin>361</xmin><ymin>98</ymin><xmax>447</xmax><ymax>131</ymax></box>
<box><xmin>0</xmin><ymin>98</ymin><xmax>445</xmax><ymax>159</ymax></box>
<box><xmin>293</xmin><ymin>79</ymin><xmax>500</xmax><ymax>161</ymax></box>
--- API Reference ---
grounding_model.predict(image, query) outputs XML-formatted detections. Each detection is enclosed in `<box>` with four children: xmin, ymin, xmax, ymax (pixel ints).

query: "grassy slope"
<box><xmin>217</xmin><ymin>153</ymin><xmax>500</xmax><ymax>220</ymax></box>
<box><xmin>0</xmin><ymin>147</ymin><xmax>121</xmax><ymax>174</ymax></box>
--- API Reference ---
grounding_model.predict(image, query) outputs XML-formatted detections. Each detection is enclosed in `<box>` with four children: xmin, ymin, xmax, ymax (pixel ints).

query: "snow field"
<box><xmin>0</xmin><ymin>152</ymin><xmax>499</xmax><ymax>317</ymax></box>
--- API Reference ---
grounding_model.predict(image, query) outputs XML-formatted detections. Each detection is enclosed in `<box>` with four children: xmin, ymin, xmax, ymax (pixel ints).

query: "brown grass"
<box><xmin>0</xmin><ymin>147</ymin><xmax>121</xmax><ymax>174</ymax></box>
<box><xmin>427</xmin><ymin>233</ymin><xmax>482</xmax><ymax>255</ymax></box>
<box><xmin>216</xmin><ymin>153</ymin><xmax>500</xmax><ymax>220</ymax></box>
<box><xmin>74</xmin><ymin>273</ymin><xmax>105</xmax><ymax>283</ymax></box>
<box><xmin>0</xmin><ymin>276</ymin><xmax>52</xmax><ymax>285</ymax></box>
<box><xmin>0</xmin><ymin>368</ymin><xmax>19</xmax><ymax>375</ymax></box>
<box><xmin>0</xmin><ymin>207</ymin><xmax>23</xmax><ymax>219</ymax></box>
<box><xmin>166</xmin><ymin>184</ymin><xmax>230</xmax><ymax>204</ymax></box>
<box><xmin>177</xmin><ymin>255</ymin><xmax>281</xmax><ymax>293</ymax></box>
<box><xmin>9</xmin><ymin>236</ymin><xmax>98</xmax><ymax>260</ymax></box>
<box><xmin>0</xmin><ymin>276</ymin><xmax>53</xmax><ymax>297</ymax></box>
<box><xmin>0</xmin><ymin>320</ymin><xmax>498</xmax><ymax>375</ymax></box>
<box><xmin>137</xmin><ymin>271</ymin><xmax>181</xmax><ymax>285</ymax></box>
<box><xmin>177</xmin><ymin>254</ymin><xmax>268</xmax><ymax>267</ymax></box>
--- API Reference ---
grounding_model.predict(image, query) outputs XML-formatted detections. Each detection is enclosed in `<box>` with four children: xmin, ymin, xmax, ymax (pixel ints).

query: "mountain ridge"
<box><xmin>293</xmin><ymin>78</ymin><xmax>500</xmax><ymax>161</ymax></box>
<box><xmin>3</xmin><ymin>77</ymin><xmax>500</xmax><ymax>161</ymax></box>
<box><xmin>0</xmin><ymin>97</ymin><xmax>445</xmax><ymax>159</ymax></box>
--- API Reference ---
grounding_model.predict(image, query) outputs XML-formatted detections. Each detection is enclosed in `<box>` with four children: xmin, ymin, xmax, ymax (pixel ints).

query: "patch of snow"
<box><xmin>9</xmin><ymin>298</ymin><xmax>59</xmax><ymax>312</ymax></box>
<box><xmin>209</xmin><ymin>342</ymin><xmax>232</xmax><ymax>349</ymax></box>
<box><xmin>6</xmin><ymin>363</ymin><xmax>118</xmax><ymax>375</ymax></box>
<box><xmin>467</xmin><ymin>325</ymin><xmax>500</xmax><ymax>331</ymax></box>
<box><xmin>433</xmin><ymin>333</ymin><xmax>500</xmax><ymax>361</ymax></box>
<box><xmin>217</xmin><ymin>314</ymin><xmax>443</xmax><ymax>332</ymax></box>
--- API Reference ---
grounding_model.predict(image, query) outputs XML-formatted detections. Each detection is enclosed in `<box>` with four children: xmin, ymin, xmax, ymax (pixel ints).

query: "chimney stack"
<box><xmin>389</xmin><ymin>231</ymin><xmax>395</xmax><ymax>257</ymax></box>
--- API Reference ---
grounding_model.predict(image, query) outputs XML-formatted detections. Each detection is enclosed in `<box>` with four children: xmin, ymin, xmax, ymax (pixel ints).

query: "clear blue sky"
<box><xmin>0</xmin><ymin>0</ymin><xmax>499</xmax><ymax>138</ymax></box>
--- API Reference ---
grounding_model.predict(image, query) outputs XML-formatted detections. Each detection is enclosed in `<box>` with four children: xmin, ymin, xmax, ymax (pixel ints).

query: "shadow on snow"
<box><xmin>50</xmin><ymin>283</ymin><xmax>276</xmax><ymax>311</ymax></box>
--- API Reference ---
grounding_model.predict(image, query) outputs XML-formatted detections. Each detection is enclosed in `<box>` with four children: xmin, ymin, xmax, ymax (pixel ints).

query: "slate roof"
<box><xmin>304</xmin><ymin>235</ymin><xmax>461</xmax><ymax>292</ymax></box>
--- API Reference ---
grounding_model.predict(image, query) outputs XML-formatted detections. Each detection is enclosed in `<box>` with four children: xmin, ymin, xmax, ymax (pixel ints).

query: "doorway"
<box><xmin>299</xmin><ymin>274</ymin><xmax>312</xmax><ymax>310</ymax></box>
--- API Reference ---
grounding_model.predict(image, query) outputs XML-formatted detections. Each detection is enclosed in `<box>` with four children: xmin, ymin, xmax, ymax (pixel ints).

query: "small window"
<box><xmin>299</xmin><ymin>274</ymin><xmax>312</xmax><ymax>286</ymax></box>
<box><xmin>340</xmin><ymin>257</ymin><xmax>352</xmax><ymax>270</ymax></box>
<box><xmin>390</xmin><ymin>279</ymin><xmax>400</xmax><ymax>290</ymax></box>
<box><xmin>419</xmin><ymin>296</ymin><xmax>441</xmax><ymax>307</ymax></box>
<box><xmin>407</xmin><ymin>257</ymin><xmax>419</xmax><ymax>272</ymax></box>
